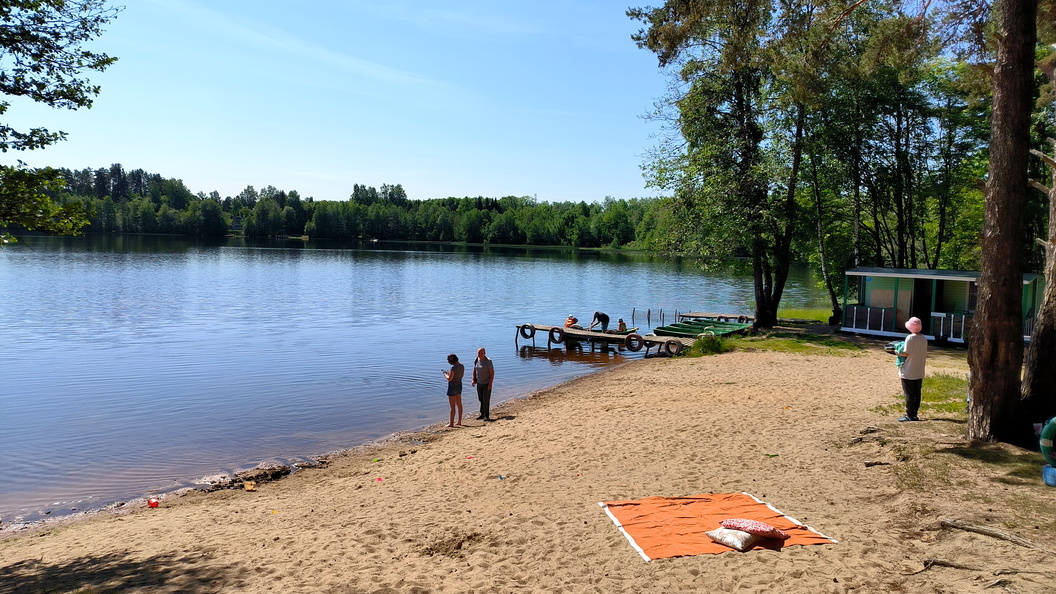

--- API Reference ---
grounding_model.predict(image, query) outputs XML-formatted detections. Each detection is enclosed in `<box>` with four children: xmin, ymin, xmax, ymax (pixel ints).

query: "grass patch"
<box><xmin>891</xmin><ymin>443</ymin><xmax>952</xmax><ymax>491</ymax></box>
<box><xmin>1003</xmin><ymin>493</ymin><xmax>1056</xmax><ymax>532</ymax></box>
<box><xmin>777</xmin><ymin>307</ymin><xmax>833</xmax><ymax>323</ymax></box>
<box><xmin>683</xmin><ymin>335</ymin><xmax>736</xmax><ymax>356</ymax></box>
<box><xmin>873</xmin><ymin>372</ymin><xmax>969</xmax><ymax>417</ymax></box>
<box><xmin>734</xmin><ymin>331</ymin><xmax>863</xmax><ymax>356</ymax></box>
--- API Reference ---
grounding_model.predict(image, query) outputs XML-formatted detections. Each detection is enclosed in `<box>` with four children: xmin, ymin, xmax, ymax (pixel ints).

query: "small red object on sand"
<box><xmin>148</xmin><ymin>498</ymin><xmax>159</xmax><ymax>508</ymax></box>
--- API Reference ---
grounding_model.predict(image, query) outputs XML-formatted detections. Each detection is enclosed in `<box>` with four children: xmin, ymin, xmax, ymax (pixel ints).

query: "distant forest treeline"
<box><xmin>54</xmin><ymin>164</ymin><xmax>675</xmax><ymax>249</ymax></box>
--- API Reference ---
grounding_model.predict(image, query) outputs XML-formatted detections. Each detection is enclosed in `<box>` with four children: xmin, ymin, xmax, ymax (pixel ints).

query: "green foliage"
<box><xmin>23</xmin><ymin>163</ymin><xmax>683</xmax><ymax>244</ymax></box>
<box><xmin>0</xmin><ymin>1</ymin><xmax>122</xmax><ymax>152</ymax></box>
<box><xmin>685</xmin><ymin>335</ymin><xmax>735</xmax><ymax>356</ymax></box>
<box><xmin>0</xmin><ymin>163</ymin><xmax>88</xmax><ymax>242</ymax></box>
<box><xmin>0</xmin><ymin>2</ymin><xmax>120</xmax><ymax>243</ymax></box>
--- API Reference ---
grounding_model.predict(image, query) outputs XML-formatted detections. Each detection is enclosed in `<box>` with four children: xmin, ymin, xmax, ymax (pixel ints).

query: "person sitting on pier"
<box><xmin>565</xmin><ymin>314</ymin><xmax>579</xmax><ymax>328</ymax></box>
<box><xmin>589</xmin><ymin>311</ymin><xmax>610</xmax><ymax>332</ymax></box>
<box><xmin>617</xmin><ymin>318</ymin><xmax>627</xmax><ymax>332</ymax></box>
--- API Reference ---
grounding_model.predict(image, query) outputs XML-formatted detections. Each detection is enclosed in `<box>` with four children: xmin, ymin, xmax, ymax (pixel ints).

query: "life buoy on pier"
<box><xmin>549</xmin><ymin>326</ymin><xmax>565</xmax><ymax>344</ymax></box>
<box><xmin>624</xmin><ymin>333</ymin><xmax>644</xmax><ymax>352</ymax></box>
<box><xmin>1041</xmin><ymin>417</ymin><xmax>1056</xmax><ymax>467</ymax></box>
<box><xmin>664</xmin><ymin>340</ymin><xmax>683</xmax><ymax>356</ymax></box>
<box><xmin>737</xmin><ymin>315</ymin><xmax>748</xmax><ymax>323</ymax></box>
<box><xmin>519</xmin><ymin>324</ymin><xmax>536</xmax><ymax>339</ymax></box>
<box><xmin>717</xmin><ymin>316</ymin><xmax>728</xmax><ymax>322</ymax></box>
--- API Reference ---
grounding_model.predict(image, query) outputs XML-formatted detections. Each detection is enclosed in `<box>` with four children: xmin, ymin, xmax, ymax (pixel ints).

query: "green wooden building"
<box><xmin>840</xmin><ymin>267</ymin><xmax>1045</xmax><ymax>343</ymax></box>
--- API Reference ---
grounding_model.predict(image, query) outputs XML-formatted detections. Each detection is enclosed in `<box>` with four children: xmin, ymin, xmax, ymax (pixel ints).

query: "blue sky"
<box><xmin>6</xmin><ymin>0</ymin><xmax>670</xmax><ymax>203</ymax></box>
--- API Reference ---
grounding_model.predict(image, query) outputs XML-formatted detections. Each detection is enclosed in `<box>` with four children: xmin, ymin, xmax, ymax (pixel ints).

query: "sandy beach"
<box><xmin>2</xmin><ymin>341</ymin><xmax>1054</xmax><ymax>593</ymax></box>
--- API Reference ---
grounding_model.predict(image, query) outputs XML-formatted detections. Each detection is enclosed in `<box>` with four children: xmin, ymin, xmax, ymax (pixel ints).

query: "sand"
<box><xmin>2</xmin><ymin>343</ymin><xmax>1055</xmax><ymax>593</ymax></box>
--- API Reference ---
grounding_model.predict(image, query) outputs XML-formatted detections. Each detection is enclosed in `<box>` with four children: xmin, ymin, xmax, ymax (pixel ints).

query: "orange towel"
<box><xmin>599</xmin><ymin>492</ymin><xmax>836</xmax><ymax>561</ymax></box>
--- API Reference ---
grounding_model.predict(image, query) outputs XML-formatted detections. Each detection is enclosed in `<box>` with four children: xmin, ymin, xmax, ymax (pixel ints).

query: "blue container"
<box><xmin>1044</xmin><ymin>465</ymin><xmax>1056</xmax><ymax>488</ymax></box>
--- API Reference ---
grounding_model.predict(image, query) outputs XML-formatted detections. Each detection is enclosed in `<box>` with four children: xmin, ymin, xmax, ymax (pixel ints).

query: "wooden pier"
<box><xmin>677</xmin><ymin>312</ymin><xmax>755</xmax><ymax>323</ymax></box>
<box><xmin>515</xmin><ymin>324</ymin><xmax>696</xmax><ymax>357</ymax></box>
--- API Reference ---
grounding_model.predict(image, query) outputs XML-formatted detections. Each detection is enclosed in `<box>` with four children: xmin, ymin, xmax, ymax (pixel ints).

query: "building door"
<box><xmin>912</xmin><ymin>278</ymin><xmax>934</xmax><ymax>331</ymax></box>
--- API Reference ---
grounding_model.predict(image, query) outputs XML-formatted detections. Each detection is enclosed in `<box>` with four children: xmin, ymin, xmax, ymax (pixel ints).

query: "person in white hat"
<box><xmin>896</xmin><ymin>317</ymin><xmax>928</xmax><ymax>421</ymax></box>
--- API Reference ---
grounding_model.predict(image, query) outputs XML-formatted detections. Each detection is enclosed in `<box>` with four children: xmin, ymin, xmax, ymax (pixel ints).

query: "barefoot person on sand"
<box><xmin>895</xmin><ymin>317</ymin><xmax>927</xmax><ymax>422</ymax></box>
<box><xmin>443</xmin><ymin>354</ymin><xmax>464</xmax><ymax>427</ymax></box>
<box><xmin>472</xmin><ymin>347</ymin><xmax>495</xmax><ymax>422</ymax></box>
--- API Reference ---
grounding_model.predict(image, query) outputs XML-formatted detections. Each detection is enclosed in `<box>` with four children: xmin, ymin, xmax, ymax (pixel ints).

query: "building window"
<box><xmin>967</xmin><ymin>281</ymin><xmax>978</xmax><ymax>313</ymax></box>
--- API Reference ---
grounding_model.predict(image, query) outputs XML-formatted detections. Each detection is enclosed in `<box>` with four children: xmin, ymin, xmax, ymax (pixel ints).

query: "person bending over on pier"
<box><xmin>443</xmin><ymin>354</ymin><xmax>464</xmax><ymax>427</ymax></box>
<box><xmin>472</xmin><ymin>347</ymin><xmax>495</xmax><ymax>422</ymax></box>
<box><xmin>589</xmin><ymin>311</ymin><xmax>610</xmax><ymax>332</ymax></box>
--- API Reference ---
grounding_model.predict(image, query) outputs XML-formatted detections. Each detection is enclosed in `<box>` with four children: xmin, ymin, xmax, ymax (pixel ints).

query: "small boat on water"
<box><xmin>601</xmin><ymin>327</ymin><xmax>639</xmax><ymax>335</ymax></box>
<box><xmin>652</xmin><ymin>319</ymin><xmax>752</xmax><ymax>338</ymax></box>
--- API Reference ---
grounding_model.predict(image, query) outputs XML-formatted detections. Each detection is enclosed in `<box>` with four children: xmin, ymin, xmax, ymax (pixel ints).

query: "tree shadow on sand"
<box><xmin>936</xmin><ymin>442</ymin><xmax>1046</xmax><ymax>484</ymax></box>
<box><xmin>0</xmin><ymin>550</ymin><xmax>248</xmax><ymax>594</ymax></box>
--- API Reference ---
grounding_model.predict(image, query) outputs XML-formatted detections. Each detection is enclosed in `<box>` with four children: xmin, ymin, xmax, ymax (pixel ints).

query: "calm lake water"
<box><xmin>0</xmin><ymin>235</ymin><xmax>827</xmax><ymax>523</ymax></box>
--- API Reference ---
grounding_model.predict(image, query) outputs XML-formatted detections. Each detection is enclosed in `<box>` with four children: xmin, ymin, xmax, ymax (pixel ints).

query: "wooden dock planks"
<box><xmin>516</xmin><ymin>324</ymin><xmax>696</xmax><ymax>356</ymax></box>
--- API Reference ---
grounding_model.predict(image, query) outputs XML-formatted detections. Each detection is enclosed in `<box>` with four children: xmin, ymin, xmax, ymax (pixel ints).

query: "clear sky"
<box><xmin>5</xmin><ymin>0</ymin><xmax>670</xmax><ymax>203</ymax></box>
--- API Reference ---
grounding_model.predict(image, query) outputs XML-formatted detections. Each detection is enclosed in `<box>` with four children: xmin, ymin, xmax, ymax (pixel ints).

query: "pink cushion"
<box><xmin>720</xmin><ymin>518</ymin><xmax>790</xmax><ymax>540</ymax></box>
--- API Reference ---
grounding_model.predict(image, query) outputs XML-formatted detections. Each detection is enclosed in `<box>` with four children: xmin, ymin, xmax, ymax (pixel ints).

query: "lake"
<box><xmin>0</xmin><ymin>235</ymin><xmax>827</xmax><ymax>523</ymax></box>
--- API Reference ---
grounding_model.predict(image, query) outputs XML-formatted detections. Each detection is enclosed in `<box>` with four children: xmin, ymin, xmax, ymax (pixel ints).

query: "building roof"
<box><xmin>846</xmin><ymin>267</ymin><xmax>1040</xmax><ymax>283</ymax></box>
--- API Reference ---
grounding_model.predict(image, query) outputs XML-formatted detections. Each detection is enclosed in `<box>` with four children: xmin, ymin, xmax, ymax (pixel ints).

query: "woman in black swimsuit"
<box><xmin>442</xmin><ymin>353</ymin><xmax>464</xmax><ymax>427</ymax></box>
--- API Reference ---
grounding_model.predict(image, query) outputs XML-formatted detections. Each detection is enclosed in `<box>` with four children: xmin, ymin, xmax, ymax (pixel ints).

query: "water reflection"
<box><xmin>516</xmin><ymin>344</ymin><xmax>623</xmax><ymax>366</ymax></box>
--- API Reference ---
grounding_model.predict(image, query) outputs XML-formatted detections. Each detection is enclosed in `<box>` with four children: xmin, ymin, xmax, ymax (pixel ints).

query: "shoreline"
<box><xmin>3</xmin><ymin>347</ymin><xmax>1054</xmax><ymax>594</ymax></box>
<box><xmin>0</xmin><ymin>360</ymin><xmax>632</xmax><ymax>538</ymax></box>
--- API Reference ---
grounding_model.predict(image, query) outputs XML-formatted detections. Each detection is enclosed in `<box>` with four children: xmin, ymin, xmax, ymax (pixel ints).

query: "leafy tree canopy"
<box><xmin>0</xmin><ymin>161</ymin><xmax>86</xmax><ymax>242</ymax></box>
<box><xmin>0</xmin><ymin>0</ymin><xmax>121</xmax><ymax>152</ymax></box>
<box><xmin>0</xmin><ymin>0</ymin><xmax>120</xmax><ymax>241</ymax></box>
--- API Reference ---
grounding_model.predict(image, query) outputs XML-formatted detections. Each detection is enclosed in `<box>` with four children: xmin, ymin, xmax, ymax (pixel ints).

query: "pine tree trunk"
<box><xmin>1021</xmin><ymin>109</ymin><xmax>1056</xmax><ymax>434</ymax></box>
<box><xmin>966</xmin><ymin>0</ymin><xmax>1038</xmax><ymax>442</ymax></box>
<box><xmin>1021</xmin><ymin>234</ymin><xmax>1056</xmax><ymax>431</ymax></box>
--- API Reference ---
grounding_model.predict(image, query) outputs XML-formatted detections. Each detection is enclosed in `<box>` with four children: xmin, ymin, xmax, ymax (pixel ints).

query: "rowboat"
<box><xmin>652</xmin><ymin>320</ymin><xmax>752</xmax><ymax>338</ymax></box>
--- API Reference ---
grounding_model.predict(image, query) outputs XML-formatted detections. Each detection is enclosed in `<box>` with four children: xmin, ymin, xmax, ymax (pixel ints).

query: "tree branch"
<box><xmin>1030</xmin><ymin>148</ymin><xmax>1056</xmax><ymax>169</ymax></box>
<box><xmin>940</xmin><ymin>518</ymin><xmax>1056</xmax><ymax>555</ymax></box>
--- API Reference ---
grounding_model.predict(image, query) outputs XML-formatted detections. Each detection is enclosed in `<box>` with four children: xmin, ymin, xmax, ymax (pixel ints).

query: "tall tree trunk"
<box><xmin>753</xmin><ymin>103</ymin><xmax>804</xmax><ymax>327</ymax></box>
<box><xmin>966</xmin><ymin>0</ymin><xmax>1038</xmax><ymax>442</ymax></box>
<box><xmin>893</xmin><ymin>109</ymin><xmax>909</xmax><ymax>267</ymax></box>
<box><xmin>1021</xmin><ymin>67</ymin><xmax>1056</xmax><ymax>433</ymax></box>
<box><xmin>1021</xmin><ymin>171</ymin><xmax>1056</xmax><ymax>430</ymax></box>
<box><xmin>853</xmin><ymin>96</ymin><xmax>863</xmax><ymax>268</ymax></box>
<box><xmin>810</xmin><ymin>150</ymin><xmax>842</xmax><ymax>322</ymax></box>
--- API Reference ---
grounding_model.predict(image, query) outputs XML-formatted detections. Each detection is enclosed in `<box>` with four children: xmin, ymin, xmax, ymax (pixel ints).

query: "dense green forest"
<box><xmin>51</xmin><ymin>166</ymin><xmax>674</xmax><ymax>249</ymax></box>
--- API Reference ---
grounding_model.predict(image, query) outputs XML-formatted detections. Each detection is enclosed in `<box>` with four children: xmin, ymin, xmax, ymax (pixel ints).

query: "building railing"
<box><xmin>930</xmin><ymin>312</ymin><xmax>973</xmax><ymax>341</ymax></box>
<box><xmin>845</xmin><ymin>305</ymin><xmax>894</xmax><ymax>332</ymax></box>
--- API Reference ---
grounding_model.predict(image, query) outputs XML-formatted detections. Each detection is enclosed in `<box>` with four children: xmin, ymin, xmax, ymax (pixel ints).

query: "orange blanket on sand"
<box><xmin>599</xmin><ymin>492</ymin><xmax>837</xmax><ymax>561</ymax></box>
